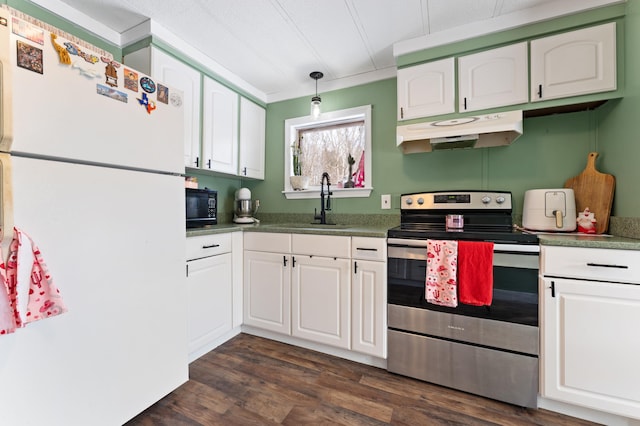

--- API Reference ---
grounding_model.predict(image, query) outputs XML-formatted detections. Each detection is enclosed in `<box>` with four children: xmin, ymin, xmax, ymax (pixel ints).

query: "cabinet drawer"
<box><xmin>186</xmin><ymin>233</ymin><xmax>232</xmax><ymax>260</ymax></box>
<box><xmin>292</xmin><ymin>234</ymin><xmax>350</xmax><ymax>258</ymax></box>
<box><xmin>351</xmin><ymin>237</ymin><xmax>386</xmax><ymax>261</ymax></box>
<box><xmin>542</xmin><ymin>246</ymin><xmax>640</xmax><ymax>284</ymax></box>
<box><xmin>244</xmin><ymin>232</ymin><xmax>291</xmax><ymax>253</ymax></box>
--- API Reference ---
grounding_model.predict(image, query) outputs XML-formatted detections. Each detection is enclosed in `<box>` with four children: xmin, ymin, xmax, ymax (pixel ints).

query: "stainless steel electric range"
<box><xmin>386</xmin><ymin>190</ymin><xmax>540</xmax><ymax>408</ymax></box>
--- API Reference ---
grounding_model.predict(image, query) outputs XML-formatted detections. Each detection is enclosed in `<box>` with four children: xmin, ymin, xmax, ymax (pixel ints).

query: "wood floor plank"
<box><xmin>126</xmin><ymin>334</ymin><xmax>600</xmax><ymax>426</ymax></box>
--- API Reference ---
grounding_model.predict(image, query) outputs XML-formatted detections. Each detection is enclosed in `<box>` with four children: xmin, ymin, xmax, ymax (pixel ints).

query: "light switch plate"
<box><xmin>381</xmin><ymin>194</ymin><xmax>391</xmax><ymax>209</ymax></box>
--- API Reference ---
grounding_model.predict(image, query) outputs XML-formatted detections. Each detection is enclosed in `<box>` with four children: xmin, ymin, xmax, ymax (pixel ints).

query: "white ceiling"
<box><xmin>30</xmin><ymin>0</ymin><xmax>623</xmax><ymax>102</ymax></box>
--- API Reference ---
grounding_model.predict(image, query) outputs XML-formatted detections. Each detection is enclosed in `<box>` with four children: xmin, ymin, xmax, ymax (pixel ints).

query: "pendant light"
<box><xmin>310</xmin><ymin>71</ymin><xmax>323</xmax><ymax>119</ymax></box>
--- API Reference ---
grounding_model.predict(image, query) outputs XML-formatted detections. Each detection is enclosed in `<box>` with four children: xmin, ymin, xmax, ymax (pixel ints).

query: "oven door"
<box><xmin>387</xmin><ymin>238</ymin><xmax>539</xmax><ymax>327</ymax></box>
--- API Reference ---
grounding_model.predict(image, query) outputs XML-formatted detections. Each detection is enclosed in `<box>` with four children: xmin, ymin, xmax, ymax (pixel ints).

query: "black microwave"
<box><xmin>186</xmin><ymin>188</ymin><xmax>217</xmax><ymax>228</ymax></box>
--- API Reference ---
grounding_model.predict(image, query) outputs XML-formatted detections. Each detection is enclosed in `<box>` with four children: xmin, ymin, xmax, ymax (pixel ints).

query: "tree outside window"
<box><xmin>283</xmin><ymin>105</ymin><xmax>372</xmax><ymax>199</ymax></box>
<box><xmin>297</xmin><ymin>121</ymin><xmax>365</xmax><ymax>187</ymax></box>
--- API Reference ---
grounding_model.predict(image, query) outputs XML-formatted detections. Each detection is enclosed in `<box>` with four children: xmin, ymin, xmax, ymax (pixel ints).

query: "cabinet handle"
<box><xmin>537</xmin><ymin>84</ymin><xmax>542</xmax><ymax>98</ymax></box>
<box><xmin>586</xmin><ymin>262</ymin><xmax>629</xmax><ymax>269</ymax></box>
<box><xmin>202</xmin><ymin>244</ymin><xmax>220</xmax><ymax>249</ymax></box>
<box><xmin>283</xmin><ymin>256</ymin><xmax>287</xmax><ymax>267</ymax></box>
<box><xmin>207</xmin><ymin>159</ymin><xmax>212</xmax><ymax>169</ymax></box>
<box><xmin>463</xmin><ymin>97</ymin><xmax>467</xmax><ymax>110</ymax></box>
<box><xmin>186</xmin><ymin>264</ymin><xmax>189</xmax><ymax>277</ymax></box>
<box><xmin>550</xmin><ymin>280</ymin><xmax>555</xmax><ymax>298</ymax></box>
<box><xmin>292</xmin><ymin>256</ymin><xmax>296</xmax><ymax>268</ymax></box>
<box><xmin>194</xmin><ymin>157</ymin><xmax>199</xmax><ymax>168</ymax></box>
<box><xmin>356</xmin><ymin>247</ymin><xmax>377</xmax><ymax>252</ymax></box>
<box><xmin>242</xmin><ymin>167</ymin><xmax>247</xmax><ymax>176</ymax></box>
<box><xmin>354</xmin><ymin>261</ymin><xmax>358</xmax><ymax>274</ymax></box>
<box><xmin>400</xmin><ymin>107</ymin><xmax>404</xmax><ymax>119</ymax></box>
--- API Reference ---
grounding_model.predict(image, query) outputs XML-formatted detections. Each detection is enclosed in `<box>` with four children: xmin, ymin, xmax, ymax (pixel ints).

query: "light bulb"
<box><xmin>311</xmin><ymin>96</ymin><xmax>321</xmax><ymax>119</ymax></box>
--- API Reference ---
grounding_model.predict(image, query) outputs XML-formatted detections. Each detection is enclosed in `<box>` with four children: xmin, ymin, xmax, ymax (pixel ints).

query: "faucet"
<box><xmin>314</xmin><ymin>172</ymin><xmax>332</xmax><ymax>224</ymax></box>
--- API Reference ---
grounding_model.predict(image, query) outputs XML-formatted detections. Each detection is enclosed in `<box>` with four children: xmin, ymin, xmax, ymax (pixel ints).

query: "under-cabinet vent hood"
<box><xmin>397</xmin><ymin>110</ymin><xmax>523</xmax><ymax>154</ymax></box>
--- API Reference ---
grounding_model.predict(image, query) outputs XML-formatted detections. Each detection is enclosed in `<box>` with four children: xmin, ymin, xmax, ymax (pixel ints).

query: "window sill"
<box><xmin>282</xmin><ymin>187</ymin><xmax>373</xmax><ymax>200</ymax></box>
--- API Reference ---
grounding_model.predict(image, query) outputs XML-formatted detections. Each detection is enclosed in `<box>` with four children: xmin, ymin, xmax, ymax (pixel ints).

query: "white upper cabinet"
<box><xmin>202</xmin><ymin>76</ymin><xmax>239</xmax><ymax>174</ymax></box>
<box><xmin>125</xmin><ymin>47</ymin><xmax>202</xmax><ymax>168</ymax></box>
<box><xmin>530</xmin><ymin>22</ymin><xmax>616</xmax><ymax>102</ymax></box>
<box><xmin>239</xmin><ymin>98</ymin><xmax>266</xmax><ymax>180</ymax></box>
<box><xmin>458</xmin><ymin>42</ymin><xmax>528</xmax><ymax>112</ymax></box>
<box><xmin>397</xmin><ymin>58</ymin><xmax>455</xmax><ymax>120</ymax></box>
<box><xmin>125</xmin><ymin>46</ymin><xmax>266</xmax><ymax>180</ymax></box>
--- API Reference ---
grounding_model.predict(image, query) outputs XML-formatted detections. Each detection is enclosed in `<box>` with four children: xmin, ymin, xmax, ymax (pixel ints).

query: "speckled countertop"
<box><xmin>186</xmin><ymin>213</ymin><xmax>397</xmax><ymax>239</ymax></box>
<box><xmin>537</xmin><ymin>233</ymin><xmax>640</xmax><ymax>250</ymax></box>
<box><xmin>186</xmin><ymin>214</ymin><xmax>640</xmax><ymax>250</ymax></box>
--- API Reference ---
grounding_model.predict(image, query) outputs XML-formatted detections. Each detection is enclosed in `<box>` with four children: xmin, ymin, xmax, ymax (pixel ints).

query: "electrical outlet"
<box><xmin>381</xmin><ymin>194</ymin><xmax>391</xmax><ymax>210</ymax></box>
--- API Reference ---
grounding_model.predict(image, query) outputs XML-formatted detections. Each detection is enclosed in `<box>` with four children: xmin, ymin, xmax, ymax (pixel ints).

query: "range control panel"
<box><xmin>401</xmin><ymin>191</ymin><xmax>512</xmax><ymax>211</ymax></box>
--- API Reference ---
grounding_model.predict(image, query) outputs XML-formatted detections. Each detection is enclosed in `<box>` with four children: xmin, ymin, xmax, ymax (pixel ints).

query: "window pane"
<box><xmin>297</xmin><ymin>121</ymin><xmax>365</xmax><ymax>187</ymax></box>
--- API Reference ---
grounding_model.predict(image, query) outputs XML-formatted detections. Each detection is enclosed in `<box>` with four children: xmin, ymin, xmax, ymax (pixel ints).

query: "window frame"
<box><xmin>283</xmin><ymin>105</ymin><xmax>373</xmax><ymax>200</ymax></box>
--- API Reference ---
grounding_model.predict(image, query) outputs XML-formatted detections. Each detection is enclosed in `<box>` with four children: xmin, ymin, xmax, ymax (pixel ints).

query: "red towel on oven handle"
<box><xmin>457</xmin><ymin>240</ymin><xmax>494</xmax><ymax>306</ymax></box>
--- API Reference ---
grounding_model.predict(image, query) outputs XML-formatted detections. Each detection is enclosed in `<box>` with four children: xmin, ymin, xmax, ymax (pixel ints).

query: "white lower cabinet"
<box><xmin>352</xmin><ymin>259</ymin><xmax>386</xmax><ymax>358</ymax></box>
<box><xmin>243</xmin><ymin>232</ymin><xmax>387</xmax><ymax>358</ymax></box>
<box><xmin>243</xmin><ymin>232</ymin><xmax>292</xmax><ymax>334</ymax></box>
<box><xmin>243</xmin><ymin>250</ymin><xmax>291</xmax><ymax>334</ymax></box>
<box><xmin>541</xmin><ymin>246</ymin><xmax>640</xmax><ymax>420</ymax></box>
<box><xmin>291</xmin><ymin>255</ymin><xmax>350</xmax><ymax>348</ymax></box>
<box><xmin>351</xmin><ymin>237</ymin><xmax>387</xmax><ymax>358</ymax></box>
<box><xmin>186</xmin><ymin>232</ymin><xmax>242</xmax><ymax>362</ymax></box>
<box><xmin>187</xmin><ymin>253</ymin><xmax>232</xmax><ymax>355</ymax></box>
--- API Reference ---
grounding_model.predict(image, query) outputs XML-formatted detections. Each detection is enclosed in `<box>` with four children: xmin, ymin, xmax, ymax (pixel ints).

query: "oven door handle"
<box><xmin>387</xmin><ymin>238</ymin><xmax>540</xmax><ymax>254</ymax></box>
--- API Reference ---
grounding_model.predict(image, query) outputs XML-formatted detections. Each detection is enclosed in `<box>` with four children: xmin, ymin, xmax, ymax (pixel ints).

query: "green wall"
<box><xmin>597</xmin><ymin>0</ymin><xmax>640</xmax><ymax>217</ymax></box>
<box><xmin>246</xmin><ymin>79</ymin><xmax>602</xmax><ymax>217</ymax></box>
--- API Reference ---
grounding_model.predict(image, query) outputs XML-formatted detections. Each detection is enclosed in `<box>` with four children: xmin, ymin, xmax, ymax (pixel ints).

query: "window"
<box><xmin>283</xmin><ymin>105</ymin><xmax>372</xmax><ymax>199</ymax></box>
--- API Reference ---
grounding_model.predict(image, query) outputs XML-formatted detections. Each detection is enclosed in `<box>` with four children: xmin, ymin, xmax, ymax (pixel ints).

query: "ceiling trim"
<box><xmin>393</xmin><ymin>0</ymin><xmax>626</xmax><ymax>57</ymax></box>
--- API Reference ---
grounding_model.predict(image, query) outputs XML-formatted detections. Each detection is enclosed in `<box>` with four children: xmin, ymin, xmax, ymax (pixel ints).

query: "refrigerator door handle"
<box><xmin>0</xmin><ymin>153</ymin><xmax>14</xmax><ymax>244</ymax></box>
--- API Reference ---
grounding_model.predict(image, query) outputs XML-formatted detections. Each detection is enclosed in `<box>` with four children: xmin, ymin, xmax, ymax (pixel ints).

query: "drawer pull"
<box><xmin>586</xmin><ymin>262</ymin><xmax>629</xmax><ymax>269</ymax></box>
<box><xmin>356</xmin><ymin>247</ymin><xmax>378</xmax><ymax>251</ymax></box>
<box><xmin>202</xmin><ymin>244</ymin><xmax>220</xmax><ymax>249</ymax></box>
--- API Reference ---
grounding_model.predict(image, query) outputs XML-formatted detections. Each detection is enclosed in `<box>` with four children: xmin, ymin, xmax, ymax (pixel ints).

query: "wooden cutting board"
<box><xmin>564</xmin><ymin>152</ymin><xmax>615</xmax><ymax>234</ymax></box>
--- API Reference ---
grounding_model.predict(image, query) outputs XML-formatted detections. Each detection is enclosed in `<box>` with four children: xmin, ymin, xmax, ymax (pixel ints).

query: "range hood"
<box><xmin>397</xmin><ymin>110</ymin><xmax>523</xmax><ymax>153</ymax></box>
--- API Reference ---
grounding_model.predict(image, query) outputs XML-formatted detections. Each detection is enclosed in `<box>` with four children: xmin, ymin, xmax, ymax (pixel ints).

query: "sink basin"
<box><xmin>265</xmin><ymin>223</ymin><xmax>350</xmax><ymax>230</ymax></box>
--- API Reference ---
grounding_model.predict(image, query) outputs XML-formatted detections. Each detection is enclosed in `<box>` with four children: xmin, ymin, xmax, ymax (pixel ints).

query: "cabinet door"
<box><xmin>397</xmin><ymin>58</ymin><xmax>455</xmax><ymax>120</ymax></box>
<box><xmin>201</xmin><ymin>76</ymin><xmax>239</xmax><ymax>174</ymax></box>
<box><xmin>150</xmin><ymin>48</ymin><xmax>202</xmax><ymax>168</ymax></box>
<box><xmin>292</xmin><ymin>256</ymin><xmax>350</xmax><ymax>348</ymax></box>
<box><xmin>239</xmin><ymin>98</ymin><xmax>266</xmax><ymax>179</ymax></box>
<box><xmin>531</xmin><ymin>22</ymin><xmax>616</xmax><ymax>102</ymax></box>
<box><xmin>243</xmin><ymin>251</ymin><xmax>291</xmax><ymax>334</ymax></box>
<box><xmin>458</xmin><ymin>42</ymin><xmax>528</xmax><ymax>112</ymax></box>
<box><xmin>352</xmin><ymin>259</ymin><xmax>386</xmax><ymax>358</ymax></box>
<box><xmin>542</xmin><ymin>277</ymin><xmax>640</xmax><ymax>418</ymax></box>
<box><xmin>186</xmin><ymin>253</ymin><xmax>232</xmax><ymax>361</ymax></box>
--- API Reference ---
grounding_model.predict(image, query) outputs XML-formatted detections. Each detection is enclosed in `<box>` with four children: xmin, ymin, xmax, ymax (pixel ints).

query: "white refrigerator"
<box><xmin>0</xmin><ymin>7</ymin><xmax>188</xmax><ymax>425</ymax></box>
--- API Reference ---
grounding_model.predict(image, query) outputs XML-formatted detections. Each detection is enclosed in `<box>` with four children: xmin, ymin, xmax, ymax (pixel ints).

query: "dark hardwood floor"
<box><xmin>126</xmin><ymin>333</ymin><xmax>598</xmax><ymax>425</ymax></box>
